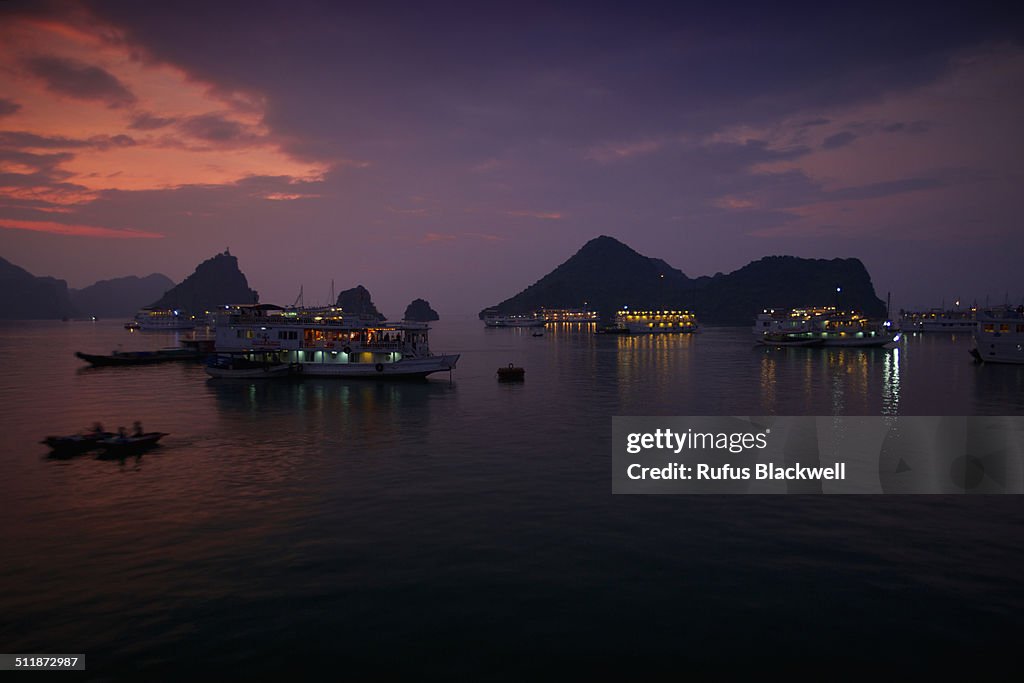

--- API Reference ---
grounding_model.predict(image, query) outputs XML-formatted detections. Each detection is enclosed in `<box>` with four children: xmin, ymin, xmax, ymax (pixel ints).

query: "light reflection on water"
<box><xmin>0</xmin><ymin>319</ymin><xmax>1023</xmax><ymax>675</ymax></box>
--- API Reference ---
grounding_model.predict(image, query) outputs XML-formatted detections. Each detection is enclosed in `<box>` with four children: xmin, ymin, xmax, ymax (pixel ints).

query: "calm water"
<box><xmin>1</xmin><ymin>319</ymin><xmax>1023</xmax><ymax>677</ymax></box>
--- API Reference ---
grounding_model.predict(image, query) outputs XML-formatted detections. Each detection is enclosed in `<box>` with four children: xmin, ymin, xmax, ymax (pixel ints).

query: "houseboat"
<box><xmin>753</xmin><ymin>307</ymin><xmax>897</xmax><ymax>347</ymax></box>
<box><xmin>614</xmin><ymin>309</ymin><xmax>699</xmax><ymax>334</ymax></box>
<box><xmin>900</xmin><ymin>307</ymin><xmax>975</xmax><ymax>332</ymax></box>
<box><xmin>970</xmin><ymin>308</ymin><xmax>1024</xmax><ymax>364</ymax></box>
<box><xmin>207</xmin><ymin>304</ymin><xmax>459</xmax><ymax>378</ymax></box>
<box><xmin>482</xmin><ymin>310</ymin><xmax>547</xmax><ymax>328</ymax></box>
<box><xmin>130</xmin><ymin>308</ymin><xmax>196</xmax><ymax>330</ymax></box>
<box><xmin>539</xmin><ymin>308</ymin><xmax>600</xmax><ymax>324</ymax></box>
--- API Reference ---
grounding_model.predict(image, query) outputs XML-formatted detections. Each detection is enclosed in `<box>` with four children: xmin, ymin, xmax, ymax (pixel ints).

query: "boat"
<box><xmin>482</xmin><ymin>309</ymin><xmax>547</xmax><ymax>328</ymax></box>
<box><xmin>531</xmin><ymin>330</ymin><xmax>544</xmax><ymax>337</ymax></box>
<box><xmin>900</xmin><ymin>307</ymin><xmax>975</xmax><ymax>332</ymax></box>
<box><xmin>208</xmin><ymin>304</ymin><xmax>459</xmax><ymax>379</ymax></box>
<box><xmin>129</xmin><ymin>308</ymin><xmax>196</xmax><ymax>330</ymax></box>
<box><xmin>97</xmin><ymin>432</ymin><xmax>168</xmax><ymax>456</ymax></box>
<box><xmin>753</xmin><ymin>307</ymin><xmax>897</xmax><ymax>347</ymax></box>
<box><xmin>497</xmin><ymin>364</ymin><xmax>525</xmax><ymax>381</ymax></box>
<box><xmin>614</xmin><ymin>309</ymin><xmax>699</xmax><ymax>334</ymax></box>
<box><xmin>75</xmin><ymin>347</ymin><xmax>200</xmax><ymax>366</ymax></box>
<box><xmin>756</xmin><ymin>334</ymin><xmax>826</xmax><ymax>348</ymax></box>
<box><xmin>41</xmin><ymin>429</ymin><xmax>115</xmax><ymax>455</ymax></box>
<box><xmin>539</xmin><ymin>308</ymin><xmax>600</xmax><ymax>323</ymax></box>
<box><xmin>970</xmin><ymin>308</ymin><xmax>1024</xmax><ymax>364</ymax></box>
<box><xmin>205</xmin><ymin>355</ymin><xmax>292</xmax><ymax>379</ymax></box>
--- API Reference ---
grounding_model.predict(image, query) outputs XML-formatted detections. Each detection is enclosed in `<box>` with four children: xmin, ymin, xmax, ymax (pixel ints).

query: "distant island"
<box><xmin>0</xmin><ymin>256</ymin><xmax>76</xmax><ymax>319</ymax></box>
<box><xmin>336</xmin><ymin>284</ymin><xmax>385</xmax><ymax>321</ymax></box>
<box><xmin>71</xmin><ymin>274</ymin><xmax>175</xmax><ymax>318</ymax></box>
<box><xmin>150</xmin><ymin>249</ymin><xmax>258</xmax><ymax>312</ymax></box>
<box><xmin>404</xmin><ymin>298</ymin><xmax>439</xmax><ymax>322</ymax></box>
<box><xmin>479</xmin><ymin>235</ymin><xmax>886</xmax><ymax>325</ymax></box>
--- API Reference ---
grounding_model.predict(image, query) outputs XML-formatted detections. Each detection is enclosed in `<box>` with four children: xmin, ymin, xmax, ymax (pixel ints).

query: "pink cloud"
<box><xmin>0</xmin><ymin>217</ymin><xmax>163</xmax><ymax>239</ymax></box>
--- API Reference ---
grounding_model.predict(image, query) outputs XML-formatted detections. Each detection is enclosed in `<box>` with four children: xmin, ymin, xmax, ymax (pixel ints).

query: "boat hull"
<box><xmin>626</xmin><ymin>325</ymin><xmax>699</xmax><ymax>335</ymax></box>
<box><xmin>97</xmin><ymin>432</ymin><xmax>168</xmax><ymax>457</ymax></box>
<box><xmin>484</xmin><ymin>319</ymin><xmax>545</xmax><ymax>328</ymax></box>
<box><xmin>205</xmin><ymin>364</ymin><xmax>292</xmax><ymax>379</ymax></box>
<box><xmin>971</xmin><ymin>341</ymin><xmax>1024</xmax><ymax>364</ymax></box>
<box><xmin>76</xmin><ymin>349</ymin><xmax>200</xmax><ymax>366</ymax></box>
<box><xmin>291</xmin><ymin>354</ymin><xmax>460</xmax><ymax>378</ymax></box>
<box><xmin>756</xmin><ymin>336</ymin><xmax>825</xmax><ymax>347</ymax></box>
<box><xmin>41</xmin><ymin>432</ymin><xmax>115</xmax><ymax>454</ymax></box>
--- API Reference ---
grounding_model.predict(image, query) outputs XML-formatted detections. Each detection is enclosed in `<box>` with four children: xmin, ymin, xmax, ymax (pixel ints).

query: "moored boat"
<box><xmin>204</xmin><ymin>355</ymin><xmax>292</xmax><ymax>379</ymax></box>
<box><xmin>756</xmin><ymin>334</ymin><xmax>826</xmax><ymax>348</ymax></box>
<box><xmin>753</xmin><ymin>307</ymin><xmax>897</xmax><ymax>347</ymax></box>
<box><xmin>130</xmin><ymin>308</ymin><xmax>196</xmax><ymax>330</ymax></box>
<box><xmin>970</xmin><ymin>308</ymin><xmax>1024</xmax><ymax>364</ymax></box>
<box><xmin>614</xmin><ymin>309</ymin><xmax>699</xmax><ymax>334</ymax></box>
<box><xmin>482</xmin><ymin>309</ymin><xmax>547</xmax><ymax>327</ymax></box>
<box><xmin>209</xmin><ymin>304</ymin><xmax>459</xmax><ymax>379</ymax></box>
<box><xmin>75</xmin><ymin>347</ymin><xmax>200</xmax><ymax>366</ymax></box>
<box><xmin>539</xmin><ymin>308</ymin><xmax>600</xmax><ymax>323</ymax></box>
<box><xmin>900</xmin><ymin>307</ymin><xmax>975</xmax><ymax>332</ymax></box>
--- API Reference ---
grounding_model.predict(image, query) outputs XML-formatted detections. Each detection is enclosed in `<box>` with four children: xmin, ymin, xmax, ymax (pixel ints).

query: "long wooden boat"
<box><xmin>75</xmin><ymin>348</ymin><xmax>200</xmax><ymax>366</ymax></box>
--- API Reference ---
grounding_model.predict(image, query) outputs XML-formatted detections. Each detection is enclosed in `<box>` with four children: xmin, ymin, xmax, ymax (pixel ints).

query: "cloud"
<box><xmin>129</xmin><ymin>112</ymin><xmax>178</xmax><ymax>130</ymax></box>
<box><xmin>826</xmin><ymin>176</ymin><xmax>945</xmax><ymax>201</ymax></box>
<box><xmin>0</xmin><ymin>99</ymin><xmax>20</xmax><ymax>118</ymax></box>
<box><xmin>506</xmin><ymin>210</ymin><xmax>563</xmax><ymax>219</ymax></box>
<box><xmin>585</xmin><ymin>139</ymin><xmax>665</xmax><ymax>163</ymax></box>
<box><xmin>0</xmin><ymin>149</ymin><xmax>75</xmax><ymax>173</ymax></box>
<box><xmin>0</xmin><ymin>217</ymin><xmax>162</xmax><ymax>239</ymax></box>
<box><xmin>178</xmin><ymin>113</ymin><xmax>257</xmax><ymax>145</ymax></box>
<box><xmin>822</xmin><ymin>131</ymin><xmax>858</xmax><ymax>149</ymax></box>
<box><xmin>421</xmin><ymin>232</ymin><xmax>456</xmax><ymax>243</ymax></box>
<box><xmin>881</xmin><ymin>120</ymin><xmax>931</xmax><ymax>134</ymax></box>
<box><xmin>0</xmin><ymin>130</ymin><xmax>136</xmax><ymax>150</ymax></box>
<box><xmin>465</xmin><ymin>232</ymin><xmax>507</xmax><ymax>241</ymax></box>
<box><xmin>23</xmin><ymin>55</ymin><xmax>136</xmax><ymax>107</ymax></box>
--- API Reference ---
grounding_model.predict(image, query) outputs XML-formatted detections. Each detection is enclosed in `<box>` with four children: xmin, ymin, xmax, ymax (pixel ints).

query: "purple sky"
<box><xmin>1</xmin><ymin>1</ymin><xmax>1022</xmax><ymax>315</ymax></box>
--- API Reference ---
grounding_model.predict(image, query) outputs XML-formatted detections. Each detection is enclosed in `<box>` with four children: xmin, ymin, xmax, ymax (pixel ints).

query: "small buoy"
<box><xmin>497</xmin><ymin>363</ymin><xmax>525</xmax><ymax>381</ymax></box>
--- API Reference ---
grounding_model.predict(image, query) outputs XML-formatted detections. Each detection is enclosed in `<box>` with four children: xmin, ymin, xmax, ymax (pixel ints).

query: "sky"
<box><xmin>0</xmin><ymin>0</ymin><xmax>1022</xmax><ymax>315</ymax></box>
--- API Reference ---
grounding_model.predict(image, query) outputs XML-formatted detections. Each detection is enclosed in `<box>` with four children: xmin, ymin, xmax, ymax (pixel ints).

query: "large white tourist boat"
<box><xmin>130</xmin><ymin>308</ymin><xmax>196</xmax><ymax>330</ymax></box>
<box><xmin>539</xmin><ymin>308</ymin><xmax>600</xmax><ymax>323</ymax></box>
<box><xmin>614</xmin><ymin>309</ymin><xmax>699</xmax><ymax>334</ymax></box>
<box><xmin>753</xmin><ymin>307</ymin><xmax>897</xmax><ymax>347</ymax></box>
<box><xmin>207</xmin><ymin>304</ymin><xmax>459</xmax><ymax>378</ymax></box>
<box><xmin>482</xmin><ymin>310</ymin><xmax>547</xmax><ymax>327</ymax></box>
<box><xmin>900</xmin><ymin>307</ymin><xmax>975</xmax><ymax>332</ymax></box>
<box><xmin>970</xmin><ymin>308</ymin><xmax>1024</xmax><ymax>364</ymax></box>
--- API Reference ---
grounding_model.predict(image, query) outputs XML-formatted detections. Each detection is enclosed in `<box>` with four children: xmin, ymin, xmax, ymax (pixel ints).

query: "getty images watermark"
<box><xmin>612</xmin><ymin>416</ymin><xmax>1024</xmax><ymax>494</ymax></box>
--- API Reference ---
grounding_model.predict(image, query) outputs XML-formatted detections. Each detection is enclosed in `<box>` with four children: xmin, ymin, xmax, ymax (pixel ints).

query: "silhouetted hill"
<box><xmin>71</xmin><ymin>273</ymin><xmax>174</xmax><ymax>317</ymax></box>
<box><xmin>150</xmin><ymin>250</ymin><xmax>258</xmax><ymax>312</ymax></box>
<box><xmin>403</xmin><ymin>298</ymin><xmax>439</xmax><ymax>322</ymax></box>
<box><xmin>695</xmin><ymin>255</ymin><xmax>884</xmax><ymax>324</ymax></box>
<box><xmin>336</xmin><ymin>285</ymin><xmax>385</xmax><ymax>321</ymax></box>
<box><xmin>0</xmin><ymin>256</ymin><xmax>77</xmax><ymax>319</ymax></box>
<box><xmin>480</xmin><ymin>236</ymin><xmax>886</xmax><ymax>325</ymax></box>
